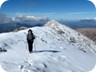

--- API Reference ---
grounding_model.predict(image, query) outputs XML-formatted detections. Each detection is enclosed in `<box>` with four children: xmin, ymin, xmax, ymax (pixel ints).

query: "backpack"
<box><xmin>27</xmin><ymin>31</ymin><xmax>33</xmax><ymax>40</ymax></box>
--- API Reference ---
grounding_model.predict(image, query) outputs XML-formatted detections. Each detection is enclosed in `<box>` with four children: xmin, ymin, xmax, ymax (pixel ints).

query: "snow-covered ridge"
<box><xmin>0</xmin><ymin>20</ymin><xmax>96</xmax><ymax>72</ymax></box>
<box><xmin>44</xmin><ymin>20</ymin><xmax>96</xmax><ymax>54</ymax></box>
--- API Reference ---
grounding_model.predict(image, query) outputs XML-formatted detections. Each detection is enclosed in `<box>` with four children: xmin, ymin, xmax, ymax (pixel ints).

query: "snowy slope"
<box><xmin>0</xmin><ymin>20</ymin><xmax>96</xmax><ymax>72</ymax></box>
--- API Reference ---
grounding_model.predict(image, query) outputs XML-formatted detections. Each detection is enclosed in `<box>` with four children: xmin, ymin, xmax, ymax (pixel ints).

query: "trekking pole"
<box><xmin>33</xmin><ymin>36</ymin><xmax>37</xmax><ymax>52</ymax></box>
<box><xmin>33</xmin><ymin>41</ymin><xmax>35</xmax><ymax>52</ymax></box>
<box><xmin>26</xmin><ymin>42</ymin><xmax>28</xmax><ymax>53</ymax></box>
<box><xmin>25</xmin><ymin>33</ymin><xmax>29</xmax><ymax>54</ymax></box>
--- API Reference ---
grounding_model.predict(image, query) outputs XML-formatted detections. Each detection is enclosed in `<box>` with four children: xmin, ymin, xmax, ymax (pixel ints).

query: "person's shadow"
<box><xmin>32</xmin><ymin>50</ymin><xmax>60</xmax><ymax>53</ymax></box>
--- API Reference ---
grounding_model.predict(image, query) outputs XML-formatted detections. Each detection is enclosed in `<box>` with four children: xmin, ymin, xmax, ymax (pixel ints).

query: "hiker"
<box><xmin>27</xmin><ymin>29</ymin><xmax>35</xmax><ymax>53</ymax></box>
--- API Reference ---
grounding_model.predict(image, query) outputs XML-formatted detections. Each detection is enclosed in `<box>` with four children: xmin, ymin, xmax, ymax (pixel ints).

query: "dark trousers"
<box><xmin>27</xmin><ymin>40</ymin><xmax>33</xmax><ymax>53</ymax></box>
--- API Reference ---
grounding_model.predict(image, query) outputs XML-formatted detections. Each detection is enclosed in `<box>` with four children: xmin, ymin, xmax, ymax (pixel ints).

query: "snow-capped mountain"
<box><xmin>12</xmin><ymin>16</ymin><xmax>49</xmax><ymax>24</ymax></box>
<box><xmin>0</xmin><ymin>20</ymin><xmax>96</xmax><ymax>72</ymax></box>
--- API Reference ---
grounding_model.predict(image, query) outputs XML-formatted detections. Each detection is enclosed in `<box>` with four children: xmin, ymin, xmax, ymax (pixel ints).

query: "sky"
<box><xmin>0</xmin><ymin>0</ymin><xmax>96</xmax><ymax>20</ymax></box>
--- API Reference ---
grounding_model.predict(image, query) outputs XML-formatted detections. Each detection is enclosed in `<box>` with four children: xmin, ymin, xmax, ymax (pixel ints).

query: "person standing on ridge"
<box><xmin>27</xmin><ymin>29</ymin><xmax>35</xmax><ymax>53</ymax></box>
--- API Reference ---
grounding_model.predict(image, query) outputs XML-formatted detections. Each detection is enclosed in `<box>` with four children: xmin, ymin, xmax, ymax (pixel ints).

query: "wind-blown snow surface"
<box><xmin>0</xmin><ymin>20</ymin><xmax>96</xmax><ymax>72</ymax></box>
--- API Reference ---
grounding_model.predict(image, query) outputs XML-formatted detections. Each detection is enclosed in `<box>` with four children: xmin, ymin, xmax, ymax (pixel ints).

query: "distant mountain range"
<box><xmin>59</xmin><ymin>18</ymin><xmax>96</xmax><ymax>29</ymax></box>
<box><xmin>0</xmin><ymin>16</ymin><xmax>49</xmax><ymax>33</ymax></box>
<box><xmin>0</xmin><ymin>15</ymin><xmax>96</xmax><ymax>33</ymax></box>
